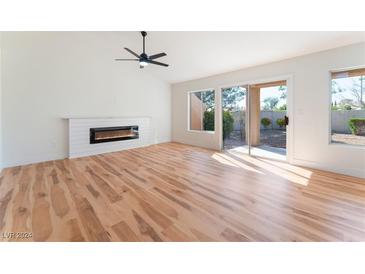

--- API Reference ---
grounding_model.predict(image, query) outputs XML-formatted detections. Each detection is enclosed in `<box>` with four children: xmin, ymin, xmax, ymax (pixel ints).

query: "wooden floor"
<box><xmin>0</xmin><ymin>142</ymin><xmax>364</xmax><ymax>241</ymax></box>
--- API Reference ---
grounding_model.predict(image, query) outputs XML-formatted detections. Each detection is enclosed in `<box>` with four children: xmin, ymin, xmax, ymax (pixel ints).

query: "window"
<box><xmin>189</xmin><ymin>90</ymin><xmax>215</xmax><ymax>131</ymax></box>
<box><xmin>331</xmin><ymin>68</ymin><xmax>365</xmax><ymax>146</ymax></box>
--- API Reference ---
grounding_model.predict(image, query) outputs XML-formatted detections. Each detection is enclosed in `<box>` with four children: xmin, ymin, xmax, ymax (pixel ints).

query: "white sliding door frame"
<box><xmin>218</xmin><ymin>74</ymin><xmax>294</xmax><ymax>163</ymax></box>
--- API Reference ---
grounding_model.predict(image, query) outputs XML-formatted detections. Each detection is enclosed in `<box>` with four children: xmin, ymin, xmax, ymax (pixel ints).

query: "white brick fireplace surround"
<box><xmin>67</xmin><ymin>117</ymin><xmax>152</xmax><ymax>158</ymax></box>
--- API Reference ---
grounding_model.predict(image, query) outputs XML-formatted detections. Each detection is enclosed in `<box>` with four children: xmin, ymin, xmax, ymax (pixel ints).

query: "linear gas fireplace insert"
<box><xmin>90</xmin><ymin>125</ymin><xmax>139</xmax><ymax>144</ymax></box>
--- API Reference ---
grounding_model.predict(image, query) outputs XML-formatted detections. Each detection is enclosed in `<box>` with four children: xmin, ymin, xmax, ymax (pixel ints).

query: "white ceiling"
<box><xmin>112</xmin><ymin>31</ymin><xmax>365</xmax><ymax>84</ymax></box>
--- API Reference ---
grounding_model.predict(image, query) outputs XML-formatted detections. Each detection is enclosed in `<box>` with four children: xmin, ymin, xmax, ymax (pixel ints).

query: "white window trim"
<box><xmin>187</xmin><ymin>89</ymin><xmax>216</xmax><ymax>133</ymax></box>
<box><xmin>328</xmin><ymin>66</ymin><xmax>365</xmax><ymax>149</ymax></box>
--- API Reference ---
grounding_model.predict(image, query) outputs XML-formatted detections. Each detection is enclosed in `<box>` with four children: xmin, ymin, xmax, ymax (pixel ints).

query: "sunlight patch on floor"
<box><xmin>230</xmin><ymin>145</ymin><xmax>286</xmax><ymax>161</ymax></box>
<box><xmin>226</xmin><ymin>150</ymin><xmax>310</xmax><ymax>186</ymax></box>
<box><xmin>259</xmin><ymin>158</ymin><xmax>314</xmax><ymax>179</ymax></box>
<box><xmin>212</xmin><ymin>153</ymin><xmax>264</xmax><ymax>174</ymax></box>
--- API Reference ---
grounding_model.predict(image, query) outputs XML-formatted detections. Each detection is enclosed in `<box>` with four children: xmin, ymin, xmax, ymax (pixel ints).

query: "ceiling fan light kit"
<box><xmin>115</xmin><ymin>31</ymin><xmax>169</xmax><ymax>68</ymax></box>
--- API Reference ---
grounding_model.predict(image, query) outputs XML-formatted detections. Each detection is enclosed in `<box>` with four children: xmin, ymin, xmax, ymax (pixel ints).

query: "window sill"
<box><xmin>329</xmin><ymin>142</ymin><xmax>365</xmax><ymax>149</ymax></box>
<box><xmin>187</xmin><ymin>130</ymin><xmax>215</xmax><ymax>134</ymax></box>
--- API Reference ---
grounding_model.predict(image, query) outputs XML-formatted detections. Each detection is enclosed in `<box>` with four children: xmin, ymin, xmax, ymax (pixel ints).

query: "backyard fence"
<box><xmin>231</xmin><ymin>110</ymin><xmax>286</xmax><ymax>130</ymax></box>
<box><xmin>231</xmin><ymin>110</ymin><xmax>365</xmax><ymax>133</ymax></box>
<box><xmin>331</xmin><ymin>110</ymin><xmax>365</xmax><ymax>133</ymax></box>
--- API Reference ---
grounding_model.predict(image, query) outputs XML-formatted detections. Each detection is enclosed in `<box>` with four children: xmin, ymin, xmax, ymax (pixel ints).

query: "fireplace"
<box><xmin>90</xmin><ymin>126</ymin><xmax>139</xmax><ymax>144</ymax></box>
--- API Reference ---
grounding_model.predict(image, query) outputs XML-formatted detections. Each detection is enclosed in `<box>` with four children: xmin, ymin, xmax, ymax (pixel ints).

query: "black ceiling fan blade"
<box><xmin>146</xmin><ymin>60</ymin><xmax>169</xmax><ymax>67</ymax></box>
<box><xmin>124</xmin><ymin>47</ymin><xmax>140</xmax><ymax>58</ymax></box>
<box><xmin>149</xmin><ymin>52</ymin><xmax>167</xmax><ymax>60</ymax></box>
<box><xmin>115</xmin><ymin>59</ymin><xmax>139</xmax><ymax>61</ymax></box>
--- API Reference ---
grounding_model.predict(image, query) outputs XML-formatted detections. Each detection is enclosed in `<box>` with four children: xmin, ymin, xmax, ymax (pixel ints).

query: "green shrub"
<box><xmin>261</xmin><ymin>117</ymin><xmax>271</xmax><ymax>128</ymax></box>
<box><xmin>203</xmin><ymin>110</ymin><xmax>215</xmax><ymax>131</ymax></box>
<box><xmin>203</xmin><ymin>110</ymin><xmax>234</xmax><ymax>139</ymax></box>
<box><xmin>343</xmin><ymin>104</ymin><xmax>352</xmax><ymax>110</ymax></box>
<box><xmin>223</xmin><ymin>111</ymin><xmax>234</xmax><ymax>139</ymax></box>
<box><xmin>348</xmin><ymin>118</ymin><xmax>365</xmax><ymax>136</ymax></box>
<box><xmin>276</xmin><ymin>118</ymin><xmax>285</xmax><ymax>128</ymax></box>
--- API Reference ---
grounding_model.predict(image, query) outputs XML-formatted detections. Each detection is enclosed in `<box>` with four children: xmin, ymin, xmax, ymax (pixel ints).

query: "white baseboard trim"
<box><xmin>172</xmin><ymin>137</ymin><xmax>219</xmax><ymax>151</ymax></box>
<box><xmin>1</xmin><ymin>139</ymin><xmax>171</xmax><ymax>169</ymax></box>
<box><xmin>291</xmin><ymin>158</ymin><xmax>365</xmax><ymax>179</ymax></box>
<box><xmin>2</xmin><ymin>141</ymin><xmax>361</xmax><ymax>179</ymax></box>
<box><xmin>2</xmin><ymin>154</ymin><xmax>66</xmax><ymax>168</ymax></box>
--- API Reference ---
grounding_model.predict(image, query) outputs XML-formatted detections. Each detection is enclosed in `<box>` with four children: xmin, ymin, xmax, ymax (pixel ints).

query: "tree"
<box><xmin>279</xmin><ymin>85</ymin><xmax>287</xmax><ymax>100</ymax></box>
<box><xmin>331</xmin><ymin>80</ymin><xmax>345</xmax><ymax>94</ymax></box>
<box><xmin>222</xmin><ymin>111</ymin><xmax>234</xmax><ymax>139</ymax></box>
<box><xmin>202</xmin><ymin>87</ymin><xmax>245</xmax><ymax>111</ymax></box>
<box><xmin>331</xmin><ymin>101</ymin><xmax>340</xmax><ymax>110</ymax></box>
<box><xmin>221</xmin><ymin>87</ymin><xmax>245</xmax><ymax>110</ymax></box>
<box><xmin>201</xmin><ymin>90</ymin><xmax>215</xmax><ymax>111</ymax></box>
<box><xmin>350</xmin><ymin>76</ymin><xmax>365</xmax><ymax>109</ymax></box>
<box><xmin>339</xmin><ymin>98</ymin><xmax>354</xmax><ymax>109</ymax></box>
<box><xmin>203</xmin><ymin>110</ymin><xmax>215</xmax><ymax>131</ymax></box>
<box><xmin>201</xmin><ymin>88</ymin><xmax>245</xmax><ymax>111</ymax></box>
<box><xmin>203</xmin><ymin>110</ymin><xmax>234</xmax><ymax>139</ymax></box>
<box><xmin>332</xmin><ymin>76</ymin><xmax>365</xmax><ymax>109</ymax></box>
<box><xmin>263</xmin><ymin>97</ymin><xmax>279</xmax><ymax>110</ymax></box>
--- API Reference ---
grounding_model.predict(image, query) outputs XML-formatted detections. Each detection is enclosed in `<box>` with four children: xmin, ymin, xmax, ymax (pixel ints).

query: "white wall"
<box><xmin>1</xmin><ymin>32</ymin><xmax>171</xmax><ymax>167</ymax></box>
<box><xmin>172</xmin><ymin>43</ymin><xmax>365</xmax><ymax>178</ymax></box>
<box><xmin>0</xmin><ymin>35</ymin><xmax>2</xmax><ymax>171</ymax></box>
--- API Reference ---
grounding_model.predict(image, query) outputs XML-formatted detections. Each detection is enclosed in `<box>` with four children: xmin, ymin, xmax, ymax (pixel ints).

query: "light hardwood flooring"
<box><xmin>0</xmin><ymin>142</ymin><xmax>364</xmax><ymax>241</ymax></box>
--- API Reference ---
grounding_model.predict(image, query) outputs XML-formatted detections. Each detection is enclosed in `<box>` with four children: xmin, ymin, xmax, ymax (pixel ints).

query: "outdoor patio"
<box><xmin>332</xmin><ymin>133</ymin><xmax>365</xmax><ymax>146</ymax></box>
<box><xmin>223</xmin><ymin>129</ymin><xmax>286</xmax><ymax>150</ymax></box>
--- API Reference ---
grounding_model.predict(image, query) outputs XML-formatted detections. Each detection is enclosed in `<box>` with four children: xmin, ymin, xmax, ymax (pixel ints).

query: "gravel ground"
<box><xmin>224</xmin><ymin>129</ymin><xmax>286</xmax><ymax>149</ymax></box>
<box><xmin>331</xmin><ymin>133</ymin><xmax>365</xmax><ymax>146</ymax></box>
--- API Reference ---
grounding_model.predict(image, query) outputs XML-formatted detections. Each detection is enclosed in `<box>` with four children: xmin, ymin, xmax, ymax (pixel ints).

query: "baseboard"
<box><xmin>2</xmin><ymin>154</ymin><xmax>66</xmax><ymax>168</ymax></box>
<box><xmin>291</xmin><ymin>158</ymin><xmax>365</xmax><ymax>179</ymax></box>
<box><xmin>3</xmin><ymin>142</ymin><xmax>362</xmax><ymax>179</ymax></box>
<box><xmin>171</xmin><ymin>137</ymin><xmax>219</xmax><ymax>151</ymax></box>
<box><xmin>2</xmin><ymin>139</ymin><xmax>172</xmax><ymax>168</ymax></box>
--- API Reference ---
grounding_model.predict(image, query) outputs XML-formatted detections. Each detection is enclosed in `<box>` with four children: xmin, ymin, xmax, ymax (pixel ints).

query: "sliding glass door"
<box><xmin>249</xmin><ymin>81</ymin><xmax>287</xmax><ymax>161</ymax></box>
<box><xmin>221</xmin><ymin>85</ymin><xmax>248</xmax><ymax>150</ymax></box>
<box><xmin>222</xmin><ymin>80</ymin><xmax>288</xmax><ymax>161</ymax></box>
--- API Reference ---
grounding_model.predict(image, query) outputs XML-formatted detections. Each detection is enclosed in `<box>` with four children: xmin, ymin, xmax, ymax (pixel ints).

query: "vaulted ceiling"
<box><xmin>112</xmin><ymin>31</ymin><xmax>365</xmax><ymax>83</ymax></box>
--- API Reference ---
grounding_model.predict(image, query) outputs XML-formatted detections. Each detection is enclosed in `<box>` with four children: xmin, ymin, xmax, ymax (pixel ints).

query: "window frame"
<box><xmin>328</xmin><ymin>66</ymin><xmax>365</xmax><ymax>148</ymax></box>
<box><xmin>187</xmin><ymin>89</ymin><xmax>216</xmax><ymax>133</ymax></box>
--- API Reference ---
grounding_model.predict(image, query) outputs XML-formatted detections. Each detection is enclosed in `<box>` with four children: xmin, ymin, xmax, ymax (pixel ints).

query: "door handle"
<box><xmin>284</xmin><ymin>115</ymin><xmax>289</xmax><ymax>126</ymax></box>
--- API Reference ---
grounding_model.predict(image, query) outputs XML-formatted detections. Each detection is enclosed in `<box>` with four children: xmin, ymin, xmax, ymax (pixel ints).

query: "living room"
<box><xmin>0</xmin><ymin>1</ymin><xmax>364</xmax><ymax>273</ymax></box>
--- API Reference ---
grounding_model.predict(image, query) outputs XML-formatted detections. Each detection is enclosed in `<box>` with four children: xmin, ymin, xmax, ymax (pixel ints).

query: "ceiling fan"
<box><xmin>115</xmin><ymin>31</ymin><xmax>169</xmax><ymax>68</ymax></box>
